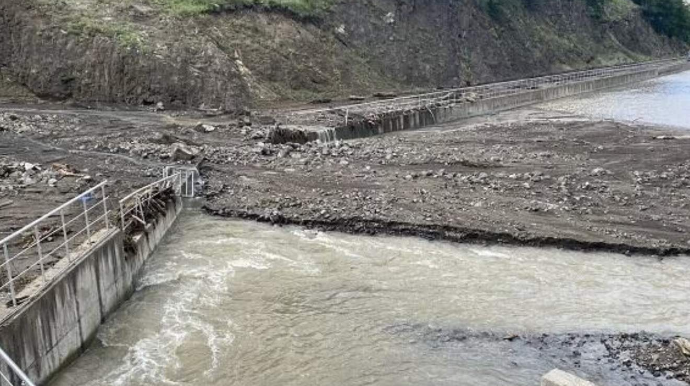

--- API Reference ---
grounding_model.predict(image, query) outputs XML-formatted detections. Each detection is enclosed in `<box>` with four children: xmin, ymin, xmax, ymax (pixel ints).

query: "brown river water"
<box><xmin>49</xmin><ymin>210</ymin><xmax>690</xmax><ymax>386</ymax></box>
<box><xmin>542</xmin><ymin>70</ymin><xmax>690</xmax><ymax>130</ymax></box>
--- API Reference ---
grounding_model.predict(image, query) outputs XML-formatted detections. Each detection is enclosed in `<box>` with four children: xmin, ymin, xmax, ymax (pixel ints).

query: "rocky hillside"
<box><xmin>0</xmin><ymin>0</ymin><xmax>686</xmax><ymax>110</ymax></box>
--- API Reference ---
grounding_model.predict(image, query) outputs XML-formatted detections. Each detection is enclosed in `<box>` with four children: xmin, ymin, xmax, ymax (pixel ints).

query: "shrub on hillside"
<box><xmin>632</xmin><ymin>0</ymin><xmax>690</xmax><ymax>42</ymax></box>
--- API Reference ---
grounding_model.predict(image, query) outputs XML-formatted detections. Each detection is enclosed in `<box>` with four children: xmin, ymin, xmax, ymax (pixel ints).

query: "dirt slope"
<box><xmin>0</xmin><ymin>0</ymin><xmax>686</xmax><ymax>110</ymax></box>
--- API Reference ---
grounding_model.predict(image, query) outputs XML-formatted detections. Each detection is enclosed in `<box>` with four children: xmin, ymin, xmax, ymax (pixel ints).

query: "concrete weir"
<box><xmin>333</xmin><ymin>69</ymin><xmax>659</xmax><ymax>141</ymax></box>
<box><xmin>0</xmin><ymin>198</ymin><xmax>182</xmax><ymax>385</ymax></box>
<box><xmin>284</xmin><ymin>62</ymin><xmax>690</xmax><ymax>143</ymax></box>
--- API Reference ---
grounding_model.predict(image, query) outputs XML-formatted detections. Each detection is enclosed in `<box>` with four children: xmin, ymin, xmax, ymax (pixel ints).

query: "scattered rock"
<box><xmin>674</xmin><ymin>338</ymin><xmax>690</xmax><ymax>356</ymax></box>
<box><xmin>309</xmin><ymin>98</ymin><xmax>332</xmax><ymax>104</ymax></box>
<box><xmin>194</xmin><ymin>124</ymin><xmax>216</xmax><ymax>133</ymax></box>
<box><xmin>170</xmin><ymin>144</ymin><xmax>195</xmax><ymax>161</ymax></box>
<box><xmin>373</xmin><ymin>92</ymin><xmax>397</xmax><ymax>99</ymax></box>
<box><xmin>255</xmin><ymin>115</ymin><xmax>277</xmax><ymax>125</ymax></box>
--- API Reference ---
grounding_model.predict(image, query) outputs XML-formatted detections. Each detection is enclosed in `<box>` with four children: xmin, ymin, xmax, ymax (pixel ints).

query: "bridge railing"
<box><xmin>0</xmin><ymin>346</ymin><xmax>35</xmax><ymax>386</ymax></box>
<box><xmin>0</xmin><ymin>181</ymin><xmax>110</xmax><ymax>308</ymax></box>
<box><xmin>281</xmin><ymin>57</ymin><xmax>682</xmax><ymax>126</ymax></box>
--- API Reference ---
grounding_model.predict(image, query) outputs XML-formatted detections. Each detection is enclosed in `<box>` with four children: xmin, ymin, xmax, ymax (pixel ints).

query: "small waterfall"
<box><xmin>317</xmin><ymin>127</ymin><xmax>337</xmax><ymax>143</ymax></box>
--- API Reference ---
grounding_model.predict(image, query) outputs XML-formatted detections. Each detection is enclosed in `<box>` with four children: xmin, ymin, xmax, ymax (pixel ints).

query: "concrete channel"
<box><xmin>269</xmin><ymin>59</ymin><xmax>690</xmax><ymax>144</ymax></box>
<box><xmin>0</xmin><ymin>171</ymin><xmax>196</xmax><ymax>385</ymax></box>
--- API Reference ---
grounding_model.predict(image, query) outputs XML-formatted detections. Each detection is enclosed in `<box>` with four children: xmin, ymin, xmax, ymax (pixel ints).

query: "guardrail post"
<box><xmin>186</xmin><ymin>170</ymin><xmax>191</xmax><ymax>197</ymax></box>
<box><xmin>191</xmin><ymin>171</ymin><xmax>195</xmax><ymax>197</ymax></box>
<box><xmin>345</xmin><ymin>109</ymin><xmax>349</xmax><ymax>125</ymax></box>
<box><xmin>3</xmin><ymin>243</ymin><xmax>16</xmax><ymax>307</ymax></box>
<box><xmin>33</xmin><ymin>226</ymin><xmax>45</xmax><ymax>283</ymax></box>
<box><xmin>83</xmin><ymin>198</ymin><xmax>91</xmax><ymax>241</ymax></box>
<box><xmin>137</xmin><ymin>196</ymin><xmax>145</xmax><ymax>224</ymax></box>
<box><xmin>119</xmin><ymin>202</ymin><xmax>125</xmax><ymax>230</ymax></box>
<box><xmin>101</xmin><ymin>185</ymin><xmax>109</xmax><ymax>231</ymax></box>
<box><xmin>60</xmin><ymin>209</ymin><xmax>70</xmax><ymax>262</ymax></box>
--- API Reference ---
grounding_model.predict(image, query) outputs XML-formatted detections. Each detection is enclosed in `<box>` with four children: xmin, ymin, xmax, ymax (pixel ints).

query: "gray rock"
<box><xmin>195</xmin><ymin>124</ymin><xmax>216</xmax><ymax>133</ymax></box>
<box><xmin>170</xmin><ymin>144</ymin><xmax>195</xmax><ymax>161</ymax></box>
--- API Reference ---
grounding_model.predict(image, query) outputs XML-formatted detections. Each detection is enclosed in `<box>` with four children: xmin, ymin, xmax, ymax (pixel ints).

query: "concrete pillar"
<box><xmin>541</xmin><ymin>369</ymin><xmax>597</xmax><ymax>386</ymax></box>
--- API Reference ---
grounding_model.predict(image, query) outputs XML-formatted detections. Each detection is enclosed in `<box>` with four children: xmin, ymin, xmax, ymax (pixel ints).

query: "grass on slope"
<box><xmin>154</xmin><ymin>0</ymin><xmax>333</xmax><ymax>17</ymax></box>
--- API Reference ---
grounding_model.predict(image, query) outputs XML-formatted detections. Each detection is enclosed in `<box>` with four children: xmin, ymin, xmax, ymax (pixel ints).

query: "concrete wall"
<box><xmin>0</xmin><ymin>198</ymin><xmax>181</xmax><ymax>385</ymax></box>
<box><xmin>324</xmin><ymin>65</ymin><xmax>689</xmax><ymax>141</ymax></box>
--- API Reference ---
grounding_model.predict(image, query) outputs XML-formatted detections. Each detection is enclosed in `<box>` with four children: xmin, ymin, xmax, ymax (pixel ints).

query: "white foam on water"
<box><xmin>90</xmin><ymin>252</ymin><xmax>239</xmax><ymax>386</ymax></box>
<box><xmin>469</xmin><ymin>248</ymin><xmax>511</xmax><ymax>259</ymax></box>
<box><xmin>228</xmin><ymin>258</ymin><xmax>270</xmax><ymax>270</ymax></box>
<box><xmin>413</xmin><ymin>259</ymin><xmax>440</xmax><ymax>269</ymax></box>
<box><xmin>292</xmin><ymin>229</ymin><xmax>365</xmax><ymax>260</ymax></box>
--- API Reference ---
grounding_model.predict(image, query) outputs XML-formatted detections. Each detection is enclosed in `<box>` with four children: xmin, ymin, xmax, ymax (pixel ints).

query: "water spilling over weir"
<box><xmin>49</xmin><ymin>211</ymin><xmax>690</xmax><ymax>386</ymax></box>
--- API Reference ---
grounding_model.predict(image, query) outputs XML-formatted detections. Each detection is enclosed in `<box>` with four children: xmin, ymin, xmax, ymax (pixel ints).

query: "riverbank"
<box><xmin>45</xmin><ymin>212</ymin><xmax>690</xmax><ymax>386</ymax></box>
<box><xmin>2</xmin><ymin>104</ymin><xmax>690</xmax><ymax>385</ymax></box>
<box><xmin>394</xmin><ymin>325</ymin><xmax>690</xmax><ymax>386</ymax></box>
<box><xmin>203</xmin><ymin>108</ymin><xmax>690</xmax><ymax>256</ymax></box>
<box><xmin>2</xmin><ymin>106</ymin><xmax>690</xmax><ymax>256</ymax></box>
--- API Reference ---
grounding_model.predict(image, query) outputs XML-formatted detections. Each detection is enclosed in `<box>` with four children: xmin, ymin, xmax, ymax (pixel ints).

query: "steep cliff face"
<box><xmin>0</xmin><ymin>0</ymin><xmax>686</xmax><ymax>110</ymax></box>
<box><xmin>326</xmin><ymin>0</ymin><xmax>685</xmax><ymax>86</ymax></box>
<box><xmin>0</xmin><ymin>1</ymin><xmax>251</xmax><ymax>110</ymax></box>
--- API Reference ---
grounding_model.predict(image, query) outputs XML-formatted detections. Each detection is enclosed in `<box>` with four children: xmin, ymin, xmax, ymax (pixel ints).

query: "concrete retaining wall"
<box><xmin>0</xmin><ymin>198</ymin><xmax>181</xmax><ymax>385</ymax></box>
<box><xmin>325</xmin><ymin>65</ymin><xmax>689</xmax><ymax>141</ymax></box>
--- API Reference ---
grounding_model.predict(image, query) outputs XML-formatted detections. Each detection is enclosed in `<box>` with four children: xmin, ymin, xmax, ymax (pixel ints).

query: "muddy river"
<box><xmin>49</xmin><ymin>210</ymin><xmax>690</xmax><ymax>386</ymax></box>
<box><xmin>543</xmin><ymin>70</ymin><xmax>690</xmax><ymax>129</ymax></box>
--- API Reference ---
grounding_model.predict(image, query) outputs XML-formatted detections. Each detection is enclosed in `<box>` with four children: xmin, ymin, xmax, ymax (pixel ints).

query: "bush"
<box><xmin>153</xmin><ymin>0</ymin><xmax>333</xmax><ymax>17</ymax></box>
<box><xmin>632</xmin><ymin>0</ymin><xmax>690</xmax><ymax>42</ymax></box>
<box><xmin>586</xmin><ymin>0</ymin><xmax>609</xmax><ymax>19</ymax></box>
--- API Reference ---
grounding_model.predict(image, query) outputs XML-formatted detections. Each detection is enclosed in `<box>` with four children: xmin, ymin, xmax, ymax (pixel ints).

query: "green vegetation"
<box><xmin>152</xmin><ymin>0</ymin><xmax>333</xmax><ymax>17</ymax></box>
<box><xmin>632</xmin><ymin>0</ymin><xmax>690</xmax><ymax>42</ymax></box>
<box><xmin>582</xmin><ymin>0</ymin><xmax>690</xmax><ymax>41</ymax></box>
<box><xmin>480</xmin><ymin>0</ymin><xmax>690</xmax><ymax>43</ymax></box>
<box><xmin>66</xmin><ymin>17</ymin><xmax>144</xmax><ymax>49</ymax></box>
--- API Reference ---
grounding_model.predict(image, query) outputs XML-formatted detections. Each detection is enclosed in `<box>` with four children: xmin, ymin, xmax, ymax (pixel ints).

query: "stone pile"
<box><xmin>0</xmin><ymin>160</ymin><xmax>86</xmax><ymax>191</ymax></box>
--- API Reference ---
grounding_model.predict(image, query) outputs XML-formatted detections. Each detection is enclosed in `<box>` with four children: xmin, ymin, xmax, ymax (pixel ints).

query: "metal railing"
<box><xmin>0</xmin><ymin>346</ymin><xmax>35</xmax><ymax>386</ymax></box>
<box><xmin>0</xmin><ymin>182</ymin><xmax>110</xmax><ymax>308</ymax></box>
<box><xmin>0</xmin><ymin>167</ymin><xmax>199</xmax><ymax>308</ymax></box>
<box><xmin>280</xmin><ymin>57</ymin><xmax>683</xmax><ymax>126</ymax></box>
<box><xmin>0</xmin><ymin>170</ymin><xmax>197</xmax><ymax>385</ymax></box>
<box><xmin>118</xmin><ymin>174</ymin><xmax>182</xmax><ymax>231</ymax></box>
<box><xmin>164</xmin><ymin>166</ymin><xmax>199</xmax><ymax>198</ymax></box>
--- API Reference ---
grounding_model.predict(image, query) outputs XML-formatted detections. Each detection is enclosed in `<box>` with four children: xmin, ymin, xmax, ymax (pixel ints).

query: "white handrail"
<box><xmin>0</xmin><ymin>181</ymin><xmax>108</xmax><ymax>247</ymax></box>
<box><xmin>0</xmin><ymin>346</ymin><xmax>36</xmax><ymax>386</ymax></box>
<box><xmin>282</xmin><ymin>57</ymin><xmax>682</xmax><ymax>119</ymax></box>
<box><xmin>118</xmin><ymin>174</ymin><xmax>179</xmax><ymax>205</ymax></box>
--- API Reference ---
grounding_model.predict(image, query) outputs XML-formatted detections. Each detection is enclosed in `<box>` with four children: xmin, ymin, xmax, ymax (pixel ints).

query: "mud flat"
<box><xmin>203</xmin><ymin>109</ymin><xmax>690</xmax><ymax>256</ymax></box>
<box><xmin>3</xmin><ymin>106</ymin><xmax>690</xmax><ymax>256</ymax></box>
